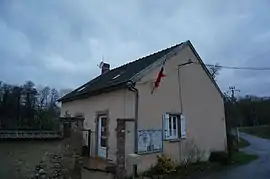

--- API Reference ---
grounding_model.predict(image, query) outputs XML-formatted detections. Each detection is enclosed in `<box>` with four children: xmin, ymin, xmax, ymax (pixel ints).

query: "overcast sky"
<box><xmin>0</xmin><ymin>0</ymin><xmax>270</xmax><ymax>96</ymax></box>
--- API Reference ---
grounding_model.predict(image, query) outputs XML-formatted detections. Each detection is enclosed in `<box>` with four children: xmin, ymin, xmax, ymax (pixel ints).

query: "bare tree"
<box><xmin>38</xmin><ymin>86</ymin><xmax>50</xmax><ymax>109</ymax></box>
<box><xmin>208</xmin><ymin>63</ymin><xmax>222</xmax><ymax>80</ymax></box>
<box><xmin>0</xmin><ymin>81</ymin><xmax>61</xmax><ymax>130</ymax></box>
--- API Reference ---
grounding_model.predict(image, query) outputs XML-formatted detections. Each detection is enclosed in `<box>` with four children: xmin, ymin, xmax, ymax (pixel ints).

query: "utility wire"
<box><xmin>201</xmin><ymin>63</ymin><xmax>270</xmax><ymax>71</ymax></box>
<box><xmin>136</xmin><ymin>61</ymin><xmax>270</xmax><ymax>84</ymax></box>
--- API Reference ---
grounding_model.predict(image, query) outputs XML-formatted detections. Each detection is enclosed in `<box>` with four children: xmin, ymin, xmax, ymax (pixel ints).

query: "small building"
<box><xmin>58</xmin><ymin>40</ymin><xmax>227</xmax><ymax>176</ymax></box>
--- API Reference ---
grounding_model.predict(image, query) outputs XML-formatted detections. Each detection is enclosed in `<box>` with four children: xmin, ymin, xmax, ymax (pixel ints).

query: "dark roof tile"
<box><xmin>59</xmin><ymin>43</ymin><xmax>181</xmax><ymax>102</ymax></box>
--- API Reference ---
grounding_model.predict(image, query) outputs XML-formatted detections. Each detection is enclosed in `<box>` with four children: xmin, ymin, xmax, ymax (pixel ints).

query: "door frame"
<box><xmin>95</xmin><ymin>110</ymin><xmax>109</xmax><ymax>159</ymax></box>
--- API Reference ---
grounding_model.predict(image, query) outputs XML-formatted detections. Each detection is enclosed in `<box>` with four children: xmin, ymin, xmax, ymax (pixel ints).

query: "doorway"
<box><xmin>97</xmin><ymin>115</ymin><xmax>108</xmax><ymax>158</ymax></box>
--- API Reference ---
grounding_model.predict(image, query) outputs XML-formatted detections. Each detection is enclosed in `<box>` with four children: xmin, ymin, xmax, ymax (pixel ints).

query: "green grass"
<box><xmin>239</xmin><ymin>125</ymin><xmax>270</xmax><ymax>139</ymax></box>
<box><xmin>231</xmin><ymin>151</ymin><xmax>258</xmax><ymax>165</ymax></box>
<box><xmin>238</xmin><ymin>137</ymin><xmax>250</xmax><ymax>148</ymax></box>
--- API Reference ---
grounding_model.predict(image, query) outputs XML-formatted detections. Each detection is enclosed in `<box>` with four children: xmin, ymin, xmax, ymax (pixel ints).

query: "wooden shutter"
<box><xmin>163</xmin><ymin>114</ymin><xmax>170</xmax><ymax>140</ymax></box>
<box><xmin>180</xmin><ymin>114</ymin><xmax>187</xmax><ymax>139</ymax></box>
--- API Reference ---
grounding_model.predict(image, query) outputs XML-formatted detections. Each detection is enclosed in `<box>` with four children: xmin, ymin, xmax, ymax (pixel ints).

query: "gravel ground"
<box><xmin>0</xmin><ymin>140</ymin><xmax>62</xmax><ymax>179</ymax></box>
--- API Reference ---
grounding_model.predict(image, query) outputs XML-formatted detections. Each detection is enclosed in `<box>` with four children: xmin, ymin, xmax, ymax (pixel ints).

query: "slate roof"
<box><xmin>59</xmin><ymin>43</ymin><xmax>182</xmax><ymax>102</ymax></box>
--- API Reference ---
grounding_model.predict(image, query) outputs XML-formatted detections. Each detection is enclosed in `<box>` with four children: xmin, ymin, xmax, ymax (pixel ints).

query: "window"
<box><xmin>163</xmin><ymin>113</ymin><xmax>186</xmax><ymax>140</ymax></box>
<box><xmin>77</xmin><ymin>86</ymin><xmax>86</xmax><ymax>92</ymax></box>
<box><xmin>112</xmin><ymin>74</ymin><xmax>121</xmax><ymax>79</ymax></box>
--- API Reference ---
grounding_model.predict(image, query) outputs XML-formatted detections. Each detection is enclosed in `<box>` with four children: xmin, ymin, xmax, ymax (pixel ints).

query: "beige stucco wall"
<box><xmin>134</xmin><ymin>45</ymin><xmax>227</xmax><ymax>173</ymax></box>
<box><xmin>60</xmin><ymin>44</ymin><xmax>227</xmax><ymax>175</ymax></box>
<box><xmin>60</xmin><ymin>89</ymin><xmax>135</xmax><ymax>162</ymax></box>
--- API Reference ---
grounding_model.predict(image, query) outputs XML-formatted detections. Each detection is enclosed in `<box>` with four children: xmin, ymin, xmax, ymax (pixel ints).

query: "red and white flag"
<box><xmin>151</xmin><ymin>63</ymin><xmax>166</xmax><ymax>93</ymax></box>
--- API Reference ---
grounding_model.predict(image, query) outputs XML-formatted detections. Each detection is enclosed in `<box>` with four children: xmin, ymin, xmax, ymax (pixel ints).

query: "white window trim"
<box><xmin>163</xmin><ymin>113</ymin><xmax>186</xmax><ymax>140</ymax></box>
<box><xmin>163</xmin><ymin>113</ymin><xmax>180</xmax><ymax>140</ymax></box>
<box><xmin>180</xmin><ymin>114</ymin><xmax>187</xmax><ymax>139</ymax></box>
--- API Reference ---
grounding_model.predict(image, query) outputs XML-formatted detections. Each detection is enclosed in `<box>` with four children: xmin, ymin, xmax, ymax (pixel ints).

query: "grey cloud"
<box><xmin>0</xmin><ymin>0</ymin><xmax>270</xmax><ymax>96</ymax></box>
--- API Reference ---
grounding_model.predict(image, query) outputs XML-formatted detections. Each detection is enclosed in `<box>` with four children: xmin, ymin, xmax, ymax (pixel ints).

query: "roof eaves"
<box><xmin>59</xmin><ymin>81</ymin><xmax>128</xmax><ymax>103</ymax></box>
<box><xmin>58</xmin><ymin>75</ymin><xmax>103</xmax><ymax>102</ymax></box>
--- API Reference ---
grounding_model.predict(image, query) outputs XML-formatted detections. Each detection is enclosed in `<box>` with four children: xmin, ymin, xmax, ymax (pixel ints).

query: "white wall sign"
<box><xmin>137</xmin><ymin>129</ymin><xmax>163</xmax><ymax>154</ymax></box>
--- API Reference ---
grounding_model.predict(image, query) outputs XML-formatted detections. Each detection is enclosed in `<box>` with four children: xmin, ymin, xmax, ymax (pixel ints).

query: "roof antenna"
<box><xmin>97</xmin><ymin>55</ymin><xmax>105</xmax><ymax>69</ymax></box>
<box><xmin>98</xmin><ymin>55</ymin><xmax>110</xmax><ymax>74</ymax></box>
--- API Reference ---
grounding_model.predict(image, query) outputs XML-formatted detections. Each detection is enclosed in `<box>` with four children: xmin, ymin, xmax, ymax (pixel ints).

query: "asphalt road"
<box><xmin>201</xmin><ymin>133</ymin><xmax>270</xmax><ymax>179</ymax></box>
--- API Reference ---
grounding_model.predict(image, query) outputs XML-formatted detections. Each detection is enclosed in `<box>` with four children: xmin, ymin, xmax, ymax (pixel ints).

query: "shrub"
<box><xmin>147</xmin><ymin>154</ymin><xmax>176</xmax><ymax>176</ymax></box>
<box><xmin>183</xmin><ymin>139</ymin><xmax>205</xmax><ymax>166</ymax></box>
<box><xmin>209</xmin><ymin>151</ymin><xmax>230</xmax><ymax>165</ymax></box>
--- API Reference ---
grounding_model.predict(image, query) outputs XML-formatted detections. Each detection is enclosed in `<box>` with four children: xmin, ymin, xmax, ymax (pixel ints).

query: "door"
<box><xmin>97</xmin><ymin>115</ymin><xmax>108</xmax><ymax>158</ymax></box>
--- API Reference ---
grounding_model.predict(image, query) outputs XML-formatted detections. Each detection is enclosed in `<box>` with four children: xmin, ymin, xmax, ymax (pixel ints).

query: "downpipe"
<box><xmin>127</xmin><ymin>81</ymin><xmax>139</xmax><ymax>177</ymax></box>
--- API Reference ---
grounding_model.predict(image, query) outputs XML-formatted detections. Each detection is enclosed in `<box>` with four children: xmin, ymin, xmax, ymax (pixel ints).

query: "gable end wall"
<box><xmin>134</xmin><ymin>45</ymin><xmax>227</xmax><ymax>173</ymax></box>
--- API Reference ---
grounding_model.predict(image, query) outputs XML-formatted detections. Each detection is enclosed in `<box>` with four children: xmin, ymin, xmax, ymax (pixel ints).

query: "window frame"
<box><xmin>163</xmin><ymin>113</ymin><xmax>181</xmax><ymax>140</ymax></box>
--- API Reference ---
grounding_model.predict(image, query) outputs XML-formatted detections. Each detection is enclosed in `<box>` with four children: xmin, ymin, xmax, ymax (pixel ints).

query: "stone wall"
<box><xmin>32</xmin><ymin>117</ymin><xmax>84</xmax><ymax>179</ymax></box>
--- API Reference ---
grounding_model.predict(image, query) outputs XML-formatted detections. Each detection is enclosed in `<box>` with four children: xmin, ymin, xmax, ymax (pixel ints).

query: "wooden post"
<box><xmin>116</xmin><ymin>119</ymin><xmax>126</xmax><ymax>179</ymax></box>
<box><xmin>237</xmin><ymin>127</ymin><xmax>240</xmax><ymax>142</ymax></box>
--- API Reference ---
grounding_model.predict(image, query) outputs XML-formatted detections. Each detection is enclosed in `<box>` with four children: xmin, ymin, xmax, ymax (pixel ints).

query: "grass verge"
<box><xmin>143</xmin><ymin>162</ymin><xmax>222</xmax><ymax>179</ymax></box>
<box><xmin>173</xmin><ymin>162</ymin><xmax>222</xmax><ymax>178</ymax></box>
<box><xmin>231</xmin><ymin>151</ymin><xmax>258</xmax><ymax>165</ymax></box>
<box><xmin>239</xmin><ymin>125</ymin><xmax>270</xmax><ymax>139</ymax></box>
<box><xmin>238</xmin><ymin>137</ymin><xmax>250</xmax><ymax>148</ymax></box>
<box><xmin>143</xmin><ymin>150</ymin><xmax>258</xmax><ymax>179</ymax></box>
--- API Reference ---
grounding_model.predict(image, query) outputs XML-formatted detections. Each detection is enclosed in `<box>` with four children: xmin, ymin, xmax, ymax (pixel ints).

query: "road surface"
<box><xmin>201</xmin><ymin>133</ymin><xmax>270</xmax><ymax>179</ymax></box>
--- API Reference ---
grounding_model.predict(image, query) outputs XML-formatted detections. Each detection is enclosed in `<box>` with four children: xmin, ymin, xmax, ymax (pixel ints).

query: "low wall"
<box><xmin>0</xmin><ymin>130</ymin><xmax>63</xmax><ymax>139</ymax></box>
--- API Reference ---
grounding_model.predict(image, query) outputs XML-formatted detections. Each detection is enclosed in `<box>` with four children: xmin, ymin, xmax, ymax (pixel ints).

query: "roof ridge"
<box><xmin>109</xmin><ymin>43</ymin><xmax>182</xmax><ymax>72</ymax></box>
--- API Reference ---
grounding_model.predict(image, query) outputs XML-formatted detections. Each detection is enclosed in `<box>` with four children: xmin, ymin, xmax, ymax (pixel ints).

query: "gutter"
<box><xmin>127</xmin><ymin>80</ymin><xmax>139</xmax><ymax>177</ymax></box>
<box><xmin>58</xmin><ymin>82</ymin><xmax>127</xmax><ymax>103</ymax></box>
<box><xmin>126</xmin><ymin>81</ymin><xmax>139</xmax><ymax>154</ymax></box>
